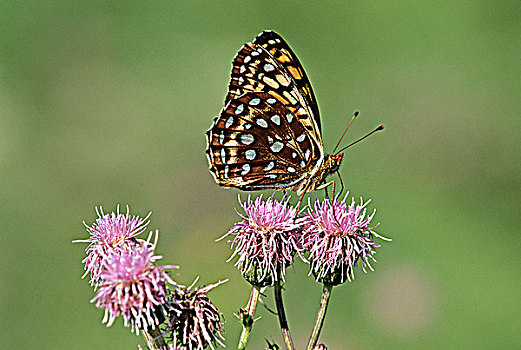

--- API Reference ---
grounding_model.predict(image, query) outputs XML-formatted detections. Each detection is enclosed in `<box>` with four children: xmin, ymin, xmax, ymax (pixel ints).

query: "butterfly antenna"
<box><xmin>332</xmin><ymin>111</ymin><xmax>359</xmax><ymax>153</ymax></box>
<box><xmin>335</xmin><ymin>125</ymin><xmax>384</xmax><ymax>154</ymax></box>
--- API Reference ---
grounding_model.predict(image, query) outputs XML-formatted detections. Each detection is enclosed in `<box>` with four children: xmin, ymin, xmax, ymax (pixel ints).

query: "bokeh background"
<box><xmin>2</xmin><ymin>1</ymin><xmax>520</xmax><ymax>349</ymax></box>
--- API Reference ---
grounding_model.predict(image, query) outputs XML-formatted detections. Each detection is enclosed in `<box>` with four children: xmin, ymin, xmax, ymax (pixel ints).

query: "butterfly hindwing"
<box><xmin>206</xmin><ymin>92</ymin><xmax>323</xmax><ymax>191</ymax></box>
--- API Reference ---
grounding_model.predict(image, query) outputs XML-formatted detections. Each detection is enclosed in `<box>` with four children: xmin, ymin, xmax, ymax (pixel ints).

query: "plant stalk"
<box><xmin>238</xmin><ymin>285</ymin><xmax>261</xmax><ymax>350</ymax></box>
<box><xmin>274</xmin><ymin>280</ymin><xmax>295</xmax><ymax>350</ymax></box>
<box><xmin>306</xmin><ymin>284</ymin><xmax>333</xmax><ymax>350</ymax></box>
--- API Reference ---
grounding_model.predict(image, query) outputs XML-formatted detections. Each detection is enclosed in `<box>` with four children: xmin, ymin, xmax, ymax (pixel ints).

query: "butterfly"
<box><xmin>206</xmin><ymin>30</ymin><xmax>347</xmax><ymax>197</ymax></box>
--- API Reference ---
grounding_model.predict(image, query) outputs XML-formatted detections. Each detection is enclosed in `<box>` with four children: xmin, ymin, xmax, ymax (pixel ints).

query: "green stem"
<box><xmin>142</xmin><ymin>327</ymin><xmax>167</xmax><ymax>350</ymax></box>
<box><xmin>238</xmin><ymin>285</ymin><xmax>261</xmax><ymax>350</ymax></box>
<box><xmin>274</xmin><ymin>280</ymin><xmax>295</xmax><ymax>350</ymax></box>
<box><xmin>306</xmin><ymin>284</ymin><xmax>333</xmax><ymax>350</ymax></box>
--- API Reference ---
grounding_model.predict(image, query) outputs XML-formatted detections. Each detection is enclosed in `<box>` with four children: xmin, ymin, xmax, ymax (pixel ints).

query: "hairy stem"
<box><xmin>274</xmin><ymin>280</ymin><xmax>295</xmax><ymax>350</ymax></box>
<box><xmin>306</xmin><ymin>284</ymin><xmax>333</xmax><ymax>350</ymax></box>
<box><xmin>238</xmin><ymin>285</ymin><xmax>261</xmax><ymax>350</ymax></box>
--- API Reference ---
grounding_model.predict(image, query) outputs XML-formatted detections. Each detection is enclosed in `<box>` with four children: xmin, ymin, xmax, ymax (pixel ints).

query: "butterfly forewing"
<box><xmin>225</xmin><ymin>32</ymin><xmax>322</xmax><ymax>143</ymax></box>
<box><xmin>206</xmin><ymin>92</ymin><xmax>323</xmax><ymax>192</ymax></box>
<box><xmin>252</xmin><ymin>30</ymin><xmax>322</xmax><ymax>133</ymax></box>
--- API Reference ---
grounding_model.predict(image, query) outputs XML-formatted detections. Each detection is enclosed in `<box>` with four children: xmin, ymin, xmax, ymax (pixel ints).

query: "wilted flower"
<box><xmin>75</xmin><ymin>205</ymin><xmax>151</xmax><ymax>285</ymax></box>
<box><xmin>91</xmin><ymin>243</ymin><xmax>178</xmax><ymax>334</ymax></box>
<box><xmin>220</xmin><ymin>195</ymin><xmax>304</xmax><ymax>286</ymax></box>
<box><xmin>165</xmin><ymin>281</ymin><xmax>226</xmax><ymax>350</ymax></box>
<box><xmin>302</xmin><ymin>195</ymin><xmax>390</xmax><ymax>285</ymax></box>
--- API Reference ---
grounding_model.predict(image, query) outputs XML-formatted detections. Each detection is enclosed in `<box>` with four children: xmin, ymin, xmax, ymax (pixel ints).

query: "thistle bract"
<box><xmin>165</xmin><ymin>281</ymin><xmax>226</xmax><ymax>350</ymax></box>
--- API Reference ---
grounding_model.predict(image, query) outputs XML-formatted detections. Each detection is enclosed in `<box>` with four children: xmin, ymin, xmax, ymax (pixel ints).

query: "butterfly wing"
<box><xmin>225</xmin><ymin>30</ymin><xmax>322</xmax><ymax>144</ymax></box>
<box><xmin>206</xmin><ymin>92</ymin><xmax>324</xmax><ymax>193</ymax></box>
<box><xmin>252</xmin><ymin>30</ymin><xmax>322</xmax><ymax>133</ymax></box>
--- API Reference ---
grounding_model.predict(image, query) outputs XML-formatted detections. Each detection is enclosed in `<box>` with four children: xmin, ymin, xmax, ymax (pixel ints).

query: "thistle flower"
<box><xmin>75</xmin><ymin>205</ymin><xmax>151</xmax><ymax>285</ymax></box>
<box><xmin>91</xmin><ymin>243</ymin><xmax>178</xmax><ymax>334</ymax></box>
<box><xmin>220</xmin><ymin>195</ymin><xmax>304</xmax><ymax>286</ymax></box>
<box><xmin>302</xmin><ymin>195</ymin><xmax>390</xmax><ymax>285</ymax></box>
<box><xmin>164</xmin><ymin>281</ymin><xmax>226</xmax><ymax>350</ymax></box>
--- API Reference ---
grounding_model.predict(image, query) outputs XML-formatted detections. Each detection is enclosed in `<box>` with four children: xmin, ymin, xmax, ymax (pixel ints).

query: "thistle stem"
<box><xmin>274</xmin><ymin>280</ymin><xmax>295</xmax><ymax>350</ymax></box>
<box><xmin>306</xmin><ymin>284</ymin><xmax>333</xmax><ymax>350</ymax></box>
<box><xmin>142</xmin><ymin>327</ymin><xmax>167</xmax><ymax>350</ymax></box>
<box><xmin>238</xmin><ymin>285</ymin><xmax>261</xmax><ymax>350</ymax></box>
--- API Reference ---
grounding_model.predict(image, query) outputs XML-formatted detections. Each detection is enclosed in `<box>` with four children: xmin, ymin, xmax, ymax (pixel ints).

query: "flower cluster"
<box><xmin>223</xmin><ymin>193</ymin><xmax>389</xmax><ymax>286</ymax></box>
<box><xmin>76</xmin><ymin>206</ymin><xmax>225</xmax><ymax>349</ymax></box>
<box><xmin>76</xmin><ymin>192</ymin><xmax>388</xmax><ymax>349</ymax></box>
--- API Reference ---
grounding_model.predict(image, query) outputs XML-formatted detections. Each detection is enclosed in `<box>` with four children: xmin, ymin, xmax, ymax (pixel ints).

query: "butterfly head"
<box><xmin>325</xmin><ymin>153</ymin><xmax>344</xmax><ymax>175</ymax></box>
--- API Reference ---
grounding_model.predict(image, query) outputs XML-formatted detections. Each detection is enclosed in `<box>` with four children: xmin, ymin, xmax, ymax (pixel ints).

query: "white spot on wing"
<box><xmin>271</xmin><ymin>114</ymin><xmax>281</xmax><ymax>125</ymax></box>
<box><xmin>264</xmin><ymin>161</ymin><xmax>275</xmax><ymax>171</ymax></box>
<box><xmin>256</xmin><ymin>118</ymin><xmax>268</xmax><ymax>128</ymax></box>
<box><xmin>305</xmin><ymin>149</ymin><xmax>311</xmax><ymax>160</ymax></box>
<box><xmin>249</xmin><ymin>98</ymin><xmax>261</xmax><ymax>106</ymax></box>
<box><xmin>266</xmin><ymin>174</ymin><xmax>277</xmax><ymax>179</ymax></box>
<box><xmin>241</xmin><ymin>133</ymin><xmax>255</xmax><ymax>145</ymax></box>
<box><xmin>287</xmin><ymin>166</ymin><xmax>296</xmax><ymax>173</ymax></box>
<box><xmin>270</xmin><ymin>141</ymin><xmax>284</xmax><ymax>153</ymax></box>
<box><xmin>219</xmin><ymin>131</ymin><xmax>225</xmax><ymax>144</ymax></box>
<box><xmin>244</xmin><ymin>55</ymin><xmax>251</xmax><ymax>63</ymax></box>
<box><xmin>264</xmin><ymin>63</ymin><xmax>275</xmax><ymax>72</ymax></box>
<box><xmin>235</xmin><ymin>104</ymin><xmax>244</xmax><ymax>114</ymax></box>
<box><xmin>266</xmin><ymin>98</ymin><xmax>277</xmax><ymax>104</ymax></box>
<box><xmin>241</xmin><ymin>163</ymin><xmax>250</xmax><ymax>175</ymax></box>
<box><xmin>220</xmin><ymin>148</ymin><xmax>226</xmax><ymax>163</ymax></box>
<box><xmin>224</xmin><ymin>165</ymin><xmax>229</xmax><ymax>178</ymax></box>
<box><xmin>240</xmin><ymin>65</ymin><xmax>246</xmax><ymax>73</ymax></box>
<box><xmin>300</xmin><ymin>160</ymin><xmax>306</xmax><ymax>168</ymax></box>
<box><xmin>225</xmin><ymin>116</ymin><xmax>234</xmax><ymax>128</ymax></box>
<box><xmin>285</xmin><ymin>113</ymin><xmax>294</xmax><ymax>123</ymax></box>
<box><xmin>296</xmin><ymin>134</ymin><xmax>306</xmax><ymax>142</ymax></box>
<box><xmin>245</xmin><ymin>149</ymin><xmax>256</xmax><ymax>160</ymax></box>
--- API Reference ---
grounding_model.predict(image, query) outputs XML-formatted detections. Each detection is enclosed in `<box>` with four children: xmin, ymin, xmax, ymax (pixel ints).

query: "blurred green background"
<box><xmin>2</xmin><ymin>1</ymin><xmax>520</xmax><ymax>349</ymax></box>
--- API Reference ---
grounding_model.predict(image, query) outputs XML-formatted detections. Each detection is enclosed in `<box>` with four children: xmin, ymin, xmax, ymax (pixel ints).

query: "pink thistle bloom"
<box><xmin>91</xmin><ymin>243</ymin><xmax>178</xmax><ymax>334</ymax></box>
<box><xmin>220</xmin><ymin>195</ymin><xmax>304</xmax><ymax>286</ymax></box>
<box><xmin>302</xmin><ymin>195</ymin><xmax>390</xmax><ymax>285</ymax></box>
<box><xmin>165</xmin><ymin>280</ymin><xmax>226</xmax><ymax>350</ymax></box>
<box><xmin>75</xmin><ymin>205</ymin><xmax>151</xmax><ymax>286</ymax></box>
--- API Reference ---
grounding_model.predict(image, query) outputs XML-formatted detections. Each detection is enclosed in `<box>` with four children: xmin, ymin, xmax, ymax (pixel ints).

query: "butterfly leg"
<box><xmin>316</xmin><ymin>180</ymin><xmax>335</xmax><ymax>194</ymax></box>
<box><xmin>294</xmin><ymin>179</ymin><xmax>315</xmax><ymax>217</ymax></box>
<box><xmin>318</xmin><ymin>180</ymin><xmax>342</xmax><ymax>226</ymax></box>
<box><xmin>296</xmin><ymin>192</ymin><xmax>306</xmax><ymax>216</ymax></box>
